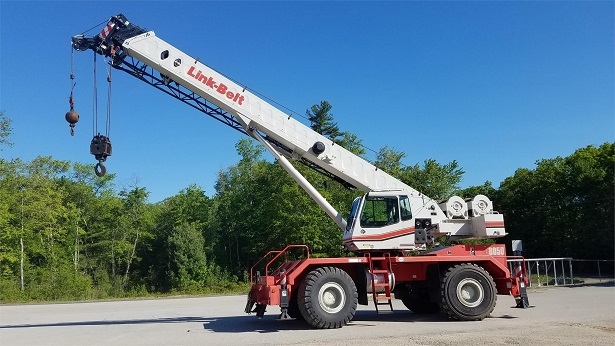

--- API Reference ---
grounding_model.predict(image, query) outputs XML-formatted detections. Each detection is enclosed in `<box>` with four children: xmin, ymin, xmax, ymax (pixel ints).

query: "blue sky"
<box><xmin>1</xmin><ymin>1</ymin><xmax>613</xmax><ymax>203</ymax></box>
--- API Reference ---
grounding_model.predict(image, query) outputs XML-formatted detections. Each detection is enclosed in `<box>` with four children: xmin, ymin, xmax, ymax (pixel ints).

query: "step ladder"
<box><xmin>365</xmin><ymin>253</ymin><xmax>393</xmax><ymax>313</ymax></box>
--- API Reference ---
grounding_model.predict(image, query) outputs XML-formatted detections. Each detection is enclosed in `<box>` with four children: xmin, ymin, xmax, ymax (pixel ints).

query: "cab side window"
<box><xmin>400</xmin><ymin>195</ymin><xmax>412</xmax><ymax>221</ymax></box>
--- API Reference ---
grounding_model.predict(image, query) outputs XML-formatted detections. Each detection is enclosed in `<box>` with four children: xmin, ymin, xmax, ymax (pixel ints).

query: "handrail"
<box><xmin>264</xmin><ymin>245</ymin><xmax>311</xmax><ymax>282</ymax></box>
<box><xmin>249</xmin><ymin>245</ymin><xmax>312</xmax><ymax>285</ymax></box>
<box><xmin>505</xmin><ymin>257</ymin><xmax>614</xmax><ymax>287</ymax></box>
<box><xmin>249</xmin><ymin>250</ymin><xmax>282</xmax><ymax>285</ymax></box>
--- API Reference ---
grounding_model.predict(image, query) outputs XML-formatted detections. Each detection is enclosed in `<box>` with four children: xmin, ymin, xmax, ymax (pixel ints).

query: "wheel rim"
<box><xmin>318</xmin><ymin>282</ymin><xmax>346</xmax><ymax>314</ymax></box>
<box><xmin>456</xmin><ymin>278</ymin><xmax>484</xmax><ymax>308</ymax></box>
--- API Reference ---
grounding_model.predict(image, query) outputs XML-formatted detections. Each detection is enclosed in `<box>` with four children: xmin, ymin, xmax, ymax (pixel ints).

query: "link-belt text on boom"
<box><xmin>187</xmin><ymin>66</ymin><xmax>245</xmax><ymax>105</ymax></box>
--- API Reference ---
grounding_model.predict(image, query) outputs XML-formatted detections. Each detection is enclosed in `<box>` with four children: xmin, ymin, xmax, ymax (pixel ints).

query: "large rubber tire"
<box><xmin>440</xmin><ymin>263</ymin><xmax>497</xmax><ymax>321</ymax></box>
<box><xmin>297</xmin><ymin>266</ymin><xmax>358</xmax><ymax>329</ymax></box>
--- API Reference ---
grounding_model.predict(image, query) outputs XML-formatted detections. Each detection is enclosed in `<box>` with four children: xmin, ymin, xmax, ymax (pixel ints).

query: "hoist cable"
<box><xmin>69</xmin><ymin>46</ymin><xmax>76</xmax><ymax>107</ymax></box>
<box><xmin>92</xmin><ymin>51</ymin><xmax>98</xmax><ymax>136</ymax></box>
<box><xmin>79</xmin><ymin>18</ymin><xmax>109</xmax><ymax>35</ymax></box>
<box><xmin>105</xmin><ymin>65</ymin><xmax>112</xmax><ymax>138</ymax></box>
<box><xmin>70</xmin><ymin>46</ymin><xmax>75</xmax><ymax>89</ymax></box>
<box><xmin>101</xmin><ymin>51</ymin><xmax>115</xmax><ymax>138</ymax></box>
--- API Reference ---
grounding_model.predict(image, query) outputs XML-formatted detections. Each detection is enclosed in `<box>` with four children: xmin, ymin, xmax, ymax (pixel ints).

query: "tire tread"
<box><xmin>297</xmin><ymin>266</ymin><xmax>358</xmax><ymax>329</ymax></box>
<box><xmin>440</xmin><ymin>263</ymin><xmax>497</xmax><ymax>321</ymax></box>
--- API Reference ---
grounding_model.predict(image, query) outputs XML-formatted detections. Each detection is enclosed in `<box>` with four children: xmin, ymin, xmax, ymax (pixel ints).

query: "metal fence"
<box><xmin>507</xmin><ymin>257</ymin><xmax>615</xmax><ymax>287</ymax></box>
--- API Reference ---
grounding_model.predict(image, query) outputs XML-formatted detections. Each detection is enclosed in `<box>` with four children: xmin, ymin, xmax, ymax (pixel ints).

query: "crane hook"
<box><xmin>94</xmin><ymin>160</ymin><xmax>106</xmax><ymax>177</ymax></box>
<box><xmin>90</xmin><ymin>134</ymin><xmax>112</xmax><ymax>177</ymax></box>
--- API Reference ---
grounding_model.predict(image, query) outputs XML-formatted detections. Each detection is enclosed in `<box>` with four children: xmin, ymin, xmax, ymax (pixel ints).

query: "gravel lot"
<box><xmin>1</xmin><ymin>283</ymin><xmax>613</xmax><ymax>346</ymax></box>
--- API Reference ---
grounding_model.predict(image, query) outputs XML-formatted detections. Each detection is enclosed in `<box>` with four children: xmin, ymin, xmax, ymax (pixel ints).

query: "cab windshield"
<box><xmin>360</xmin><ymin>195</ymin><xmax>399</xmax><ymax>228</ymax></box>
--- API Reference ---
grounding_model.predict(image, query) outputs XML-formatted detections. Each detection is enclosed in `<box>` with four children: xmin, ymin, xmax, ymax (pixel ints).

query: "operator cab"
<box><xmin>343</xmin><ymin>191</ymin><xmax>418</xmax><ymax>252</ymax></box>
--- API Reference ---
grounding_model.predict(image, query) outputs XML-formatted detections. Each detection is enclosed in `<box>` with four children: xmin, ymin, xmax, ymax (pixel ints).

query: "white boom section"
<box><xmin>116</xmin><ymin>30</ymin><xmax>507</xmax><ymax>247</ymax></box>
<box><xmin>121</xmin><ymin>32</ymin><xmax>425</xmax><ymax>197</ymax></box>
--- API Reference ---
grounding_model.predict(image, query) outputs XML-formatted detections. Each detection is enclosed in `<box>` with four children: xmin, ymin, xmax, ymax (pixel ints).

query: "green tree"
<box><xmin>0</xmin><ymin>160</ymin><xmax>22</xmax><ymax>282</ymax></box>
<box><xmin>0</xmin><ymin>110</ymin><xmax>12</xmax><ymax>150</ymax></box>
<box><xmin>402</xmin><ymin>159</ymin><xmax>464</xmax><ymax>200</ymax></box>
<box><xmin>499</xmin><ymin>143</ymin><xmax>614</xmax><ymax>259</ymax></box>
<box><xmin>374</xmin><ymin>146</ymin><xmax>405</xmax><ymax>178</ymax></box>
<box><xmin>374</xmin><ymin>147</ymin><xmax>464</xmax><ymax>200</ymax></box>
<box><xmin>118</xmin><ymin>184</ymin><xmax>151</xmax><ymax>288</ymax></box>
<box><xmin>144</xmin><ymin>184</ymin><xmax>213</xmax><ymax>292</ymax></box>
<box><xmin>210</xmin><ymin>138</ymin><xmax>348</xmax><ymax>277</ymax></box>
<box><xmin>456</xmin><ymin>181</ymin><xmax>497</xmax><ymax>200</ymax></box>
<box><xmin>337</xmin><ymin>131</ymin><xmax>366</xmax><ymax>157</ymax></box>
<box><xmin>167</xmin><ymin>222</ymin><xmax>208</xmax><ymax>291</ymax></box>
<box><xmin>0</xmin><ymin>157</ymin><xmax>94</xmax><ymax>301</ymax></box>
<box><xmin>211</xmin><ymin>139</ymin><xmax>276</xmax><ymax>275</ymax></box>
<box><xmin>79</xmin><ymin>194</ymin><xmax>123</xmax><ymax>295</ymax></box>
<box><xmin>306</xmin><ymin>101</ymin><xmax>341</xmax><ymax>140</ymax></box>
<box><xmin>57</xmin><ymin>163</ymin><xmax>116</xmax><ymax>277</ymax></box>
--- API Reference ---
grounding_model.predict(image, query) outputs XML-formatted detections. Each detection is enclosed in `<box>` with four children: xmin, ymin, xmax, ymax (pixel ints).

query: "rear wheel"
<box><xmin>297</xmin><ymin>266</ymin><xmax>358</xmax><ymax>329</ymax></box>
<box><xmin>440</xmin><ymin>263</ymin><xmax>496</xmax><ymax>321</ymax></box>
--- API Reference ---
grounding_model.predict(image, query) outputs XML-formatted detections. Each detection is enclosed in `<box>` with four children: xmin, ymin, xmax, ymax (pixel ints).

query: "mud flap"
<box><xmin>244</xmin><ymin>294</ymin><xmax>255</xmax><ymax>314</ymax></box>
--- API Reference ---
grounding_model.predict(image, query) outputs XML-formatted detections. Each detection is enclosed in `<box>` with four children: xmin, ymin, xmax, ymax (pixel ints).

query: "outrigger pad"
<box><xmin>514</xmin><ymin>280</ymin><xmax>530</xmax><ymax>308</ymax></box>
<box><xmin>515</xmin><ymin>294</ymin><xmax>530</xmax><ymax>309</ymax></box>
<box><xmin>276</xmin><ymin>308</ymin><xmax>293</xmax><ymax>320</ymax></box>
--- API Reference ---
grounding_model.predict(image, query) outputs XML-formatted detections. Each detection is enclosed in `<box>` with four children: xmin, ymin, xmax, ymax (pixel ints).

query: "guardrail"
<box><xmin>507</xmin><ymin>258</ymin><xmax>614</xmax><ymax>287</ymax></box>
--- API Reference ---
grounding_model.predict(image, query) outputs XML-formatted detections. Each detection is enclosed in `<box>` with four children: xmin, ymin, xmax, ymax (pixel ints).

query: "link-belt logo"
<box><xmin>187</xmin><ymin>66</ymin><xmax>244</xmax><ymax>105</ymax></box>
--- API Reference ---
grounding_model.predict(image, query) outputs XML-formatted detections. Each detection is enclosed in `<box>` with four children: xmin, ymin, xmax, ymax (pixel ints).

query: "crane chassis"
<box><xmin>70</xmin><ymin>13</ymin><xmax>530</xmax><ymax>329</ymax></box>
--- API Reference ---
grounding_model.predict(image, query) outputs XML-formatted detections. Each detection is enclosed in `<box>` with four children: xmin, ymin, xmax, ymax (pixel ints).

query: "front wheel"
<box><xmin>297</xmin><ymin>266</ymin><xmax>358</xmax><ymax>329</ymax></box>
<box><xmin>440</xmin><ymin>263</ymin><xmax>497</xmax><ymax>321</ymax></box>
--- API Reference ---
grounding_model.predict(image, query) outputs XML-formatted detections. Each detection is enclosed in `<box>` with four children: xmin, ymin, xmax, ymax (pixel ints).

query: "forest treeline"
<box><xmin>0</xmin><ymin>107</ymin><xmax>613</xmax><ymax>302</ymax></box>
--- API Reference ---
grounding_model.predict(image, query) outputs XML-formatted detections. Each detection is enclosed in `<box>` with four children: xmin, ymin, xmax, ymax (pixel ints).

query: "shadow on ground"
<box><xmin>0</xmin><ymin>316</ymin><xmax>209</xmax><ymax>329</ymax></box>
<box><xmin>0</xmin><ymin>307</ymin><xmax>522</xmax><ymax>333</ymax></box>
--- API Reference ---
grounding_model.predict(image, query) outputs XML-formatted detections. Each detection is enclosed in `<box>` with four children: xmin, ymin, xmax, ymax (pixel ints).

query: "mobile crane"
<box><xmin>70</xmin><ymin>14</ymin><xmax>529</xmax><ymax>329</ymax></box>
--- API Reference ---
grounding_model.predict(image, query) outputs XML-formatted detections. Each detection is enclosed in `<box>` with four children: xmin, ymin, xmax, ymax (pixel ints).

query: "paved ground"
<box><xmin>1</xmin><ymin>283</ymin><xmax>614</xmax><ymax>346</ymax></box>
